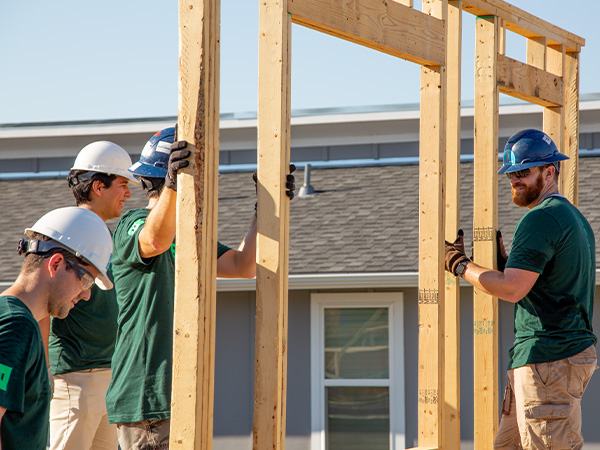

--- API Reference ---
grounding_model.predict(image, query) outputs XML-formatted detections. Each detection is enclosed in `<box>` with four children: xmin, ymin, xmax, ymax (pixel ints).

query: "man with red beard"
<box><xmin>445</xmin><ymin>129</ymin><xmax>597</xmax><ymax>450</ymax></box>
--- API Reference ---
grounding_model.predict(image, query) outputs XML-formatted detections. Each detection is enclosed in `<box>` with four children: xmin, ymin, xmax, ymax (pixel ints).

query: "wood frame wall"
<box><xmin>170</xmin><ymin>0</ymin><xmax>583</xmax><ymax>449</ymax></box>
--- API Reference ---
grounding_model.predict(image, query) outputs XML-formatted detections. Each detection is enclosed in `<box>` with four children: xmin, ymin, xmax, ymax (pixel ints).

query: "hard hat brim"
<box><xmin>497</xmin><ymin>153</ymin><xmax>569</xmax><ymax>174</ymax></box>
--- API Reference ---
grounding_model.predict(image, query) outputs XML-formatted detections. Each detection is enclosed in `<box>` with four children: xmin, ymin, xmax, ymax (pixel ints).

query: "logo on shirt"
<box><xmin>127</xmin><ymin>218</ymin><xmax>146</xmax><ymax>236</ymax></box>
<box><xmin>0</xmin><ymin>364</ymin><xmax>13</xmax><ymax>391</ymax></box>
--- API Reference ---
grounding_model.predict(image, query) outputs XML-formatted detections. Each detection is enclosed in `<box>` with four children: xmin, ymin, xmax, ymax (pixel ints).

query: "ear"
<box><xmin>91</xmin><ymin>179</ymin><xmax>105</xmax><ymax>196</ymax></box>
<box><xmin>46</xmin><ymin>253</ymin><xmax>64</xmax><ymax>279</ymax></box>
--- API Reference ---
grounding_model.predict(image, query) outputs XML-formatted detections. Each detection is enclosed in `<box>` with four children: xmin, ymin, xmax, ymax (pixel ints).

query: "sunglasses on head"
<box><xmin>505</xmin><ymin>168</ymin><xmax>531</xmax><ymax>180</ymax></box>
<box><xmin>65</xmin><ymin>258</ymin><xmax>95</xmax><ymax>291</ymax></box>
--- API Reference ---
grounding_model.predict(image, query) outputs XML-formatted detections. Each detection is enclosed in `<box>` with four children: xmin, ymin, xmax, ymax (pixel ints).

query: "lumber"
<box><xmin>560</xmin><ymin>51</ymin><xmax>580</xmax><ymax>205</ymax></box>
<box><xmin>170</xmin><ymin>0</ymin><xmax>220</xmax><ymax>448</ymax></box>
<box><xmin>463</xmin><ymin>0</ymin><xmax>584</xmax><ymax>51</ymax></box>
<box><xmin>473</xmin><ymin>15</ymin><xmax>499</xmax><ymax>450</ymax></box>
<box><xmin>253</xmin><ymin>0</ymin><xmax>291</xmax><ymax>449</ymax></box>
<box><xmin>543</xmin><ymin>44</ymin><xmax>565</xmax><ymax>202</ymax></box>
<box><xmin>527</xmin><ymin>37</ymin><xmax>547</xmax><ymax>70</ymax></box>
<box><xmin>288</xmin><ymin>0</ymin><xmax>445</xmax><ymax>66</ymax></box>
<box><xmin>444</xmin><ymin>1</ymin><xmax>462</xmax><ymax>450</ymax></box>
<box><xmin>496</xmin><ymin>54</ymin><xmax>563</xmax><ymax>107</ymax></box>
<box><xmin>418</xmin><ymin>3</ymin><xmax>446</xmax><ymax>448</ymax></box>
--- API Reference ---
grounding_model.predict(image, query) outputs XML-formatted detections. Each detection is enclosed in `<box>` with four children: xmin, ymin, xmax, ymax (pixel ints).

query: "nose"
<box><xmin>124</xmin><ymin>185</ymin><xmax>131</xmax><ymax>197</ymax></box>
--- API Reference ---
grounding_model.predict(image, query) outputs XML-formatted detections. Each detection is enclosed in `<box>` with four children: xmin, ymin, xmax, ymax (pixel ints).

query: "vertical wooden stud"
<box><xmin>498</xmin><ymin>18</ymin><xmax>506</xmax><ymax>56</ymax></box>
<box><xmin>445</xmin><ymin>2</ymin><xmax>462</xmax><ymax>450</ymax></box>
<box><xmin>170</xmin><ymin>0</ymin><xmax>220</xmax><ymax>449</ymax></box>
<box><xmin>560</xmin><ymin>51</ymin><xmax>580</xmax><ymax>205</ymax></box>
<box><xmin>473</xmin><ymin>15</ymin><xmax>499</xmax><ymax>450</ymax></box>
<box><xmin>419</xmin><ymin>1</ymin><xmax>447</xmax><ymax>448</ymax></box>
<box><xmin>527</xmin><ymin>37</ymin><xmax>547</xmax><ymax>70</ymax></box>
<box><xmin>544</xmin><ymin>44</ymin><xmax>565</xmax><ymax>200</ymax></box>
<box><xmin>254</xmin><ymin>0</ymin><xmax>291</xmax><ymax>449</ymax></box>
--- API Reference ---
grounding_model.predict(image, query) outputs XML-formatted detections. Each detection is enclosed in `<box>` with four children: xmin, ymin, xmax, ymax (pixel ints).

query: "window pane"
<box><xmin>324</xmin><ymin>307</ymin><xmax>389</xmax><ymax>379</ymax></box>
<box><xmin>326</xmin><ymin>386</ymin><xmax>390</xmax><ymax>450</ymax></box>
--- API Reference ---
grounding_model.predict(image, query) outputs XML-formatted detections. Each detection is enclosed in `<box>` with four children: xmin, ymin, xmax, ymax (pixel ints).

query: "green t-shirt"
<box><xmin>506</xmin><ymin>196</ymin><xmax>597</xmax><ymax>369</ymax></box>
<box><xmin>0</xmin><ymin>296</ymin><xmax>50</xmax><ymax>450</ymax></box>
<box><xmin>48</xmin><ymin>267</ymin><xmax>118</xmax><ymax>375</ymax></box>
<box><xmin>106</xmin><ymin>208</ymin><xmax>231</xmax><ymax>423</ymax></box>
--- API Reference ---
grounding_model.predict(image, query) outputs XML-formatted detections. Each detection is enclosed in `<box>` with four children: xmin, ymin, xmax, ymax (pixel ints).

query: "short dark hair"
<box><xmin>539</xmin><ymin>162</ymin><xmax>560</xmax><ymax>181</ymax></box>
<box><xmin>21</xmin><ymin>232</ymin><xmax>84</xmax><ymax>274</ymax></box>
<box><xmin>139</xmin><ymin>177</ymin><xmax>165</xmax><ymax>199</ymax></box>
<box><xmin>67</xmin><ymin>170</ymin><xmax>117</xmax><ymax>205</ymax></box>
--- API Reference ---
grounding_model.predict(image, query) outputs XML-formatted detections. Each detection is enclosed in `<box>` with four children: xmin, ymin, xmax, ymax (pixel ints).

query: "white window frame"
<box><xmin>310</xmin><ymin>292</ymin><xmax>405</xmax><ymax>450</ymax></box>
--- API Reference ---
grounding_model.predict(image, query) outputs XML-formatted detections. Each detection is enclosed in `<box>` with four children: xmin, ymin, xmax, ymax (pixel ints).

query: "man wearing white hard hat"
<box><xmin>43</xmin><ymin>141</ymin><xmax>138</xmax><ymax>450</ymax></box>
<box><xmin>0</xmin><ymin>207</ymin><xmax>113</xmax><ymax>450</ymax></box>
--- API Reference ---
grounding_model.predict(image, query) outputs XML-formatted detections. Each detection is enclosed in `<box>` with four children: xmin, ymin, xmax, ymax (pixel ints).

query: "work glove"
<box><xmin>445</xmin><ymin>229</ymin><xmax>470</xmax><ymax>276</ymax></box>
<box><xmin>165</xmin><ymin>140</ymin><xmax>191</xmax><ymax>191</ymax></box>
<box><xmin>253</xmin><ymin>164</ymin><xmax>297</xmax><ymax>216</ymax></box>
<box><xmin>496</xmin><ymin>230</ymin><xmax>508</xmax><ymax>272</ymax></box>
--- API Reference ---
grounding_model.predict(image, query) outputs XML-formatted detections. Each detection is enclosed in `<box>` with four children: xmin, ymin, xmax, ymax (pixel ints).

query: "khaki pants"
<box><xmin>49</xmin><ymin>368</ymin><xmax>117</xmax><ymax>450</ymax></box>
<box><xmin>495</xmin><ymin>345</ymin><xmax>597</xmax><ymax>450</ymax></box>
<box><xmin>117</xmin><ymin>419</ymin><xmax>170</xmax><ymax>450</ymax></box>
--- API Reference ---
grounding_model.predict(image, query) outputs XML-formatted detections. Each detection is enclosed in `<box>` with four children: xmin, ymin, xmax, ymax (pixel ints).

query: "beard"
<box><xmin>511</xmin><ymin>171</ymin><xmax>544</xmax><ymax>207</ymax></box>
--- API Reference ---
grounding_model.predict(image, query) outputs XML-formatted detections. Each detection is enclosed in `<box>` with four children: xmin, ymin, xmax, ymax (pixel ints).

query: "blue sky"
<box><xmin>1</xmin><ymin>0</ymin><xmax>597</xmax><ymax>124</ymax></box>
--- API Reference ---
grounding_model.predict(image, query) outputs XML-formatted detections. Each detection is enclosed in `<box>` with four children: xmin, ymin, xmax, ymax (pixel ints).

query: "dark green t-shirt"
<box><xmin>48</xmin><ymin>267</ymin><xmax>118</xmax><ymax>375</ymax></box>
<box><xmin>506</xmin><ymin>196</ymin><xmax>597</xmax><ymax>369</ymax></box>
<box><xmin>106</xmin><ymin>208</ymin><xmax>231</xmax><ymax>423</ymax></box>
<box><xmin>0</xmin><ymin>296</ymin><xmax>50</xmax><ymax>450</ymax></box>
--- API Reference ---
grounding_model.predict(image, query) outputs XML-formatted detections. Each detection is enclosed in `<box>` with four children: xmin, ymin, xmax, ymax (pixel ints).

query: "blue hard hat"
<box><xmin>129</xmin><ymin>127</ymin><xmax>175</xmax><ymax>178</ymax></box>
<box><xmin>497</xmin><ymin>129</ymin><xmax>569</xmax><ymax>174</ymax></box>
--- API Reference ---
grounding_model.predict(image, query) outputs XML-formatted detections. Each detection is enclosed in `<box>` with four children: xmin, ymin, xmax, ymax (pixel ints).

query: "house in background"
<box><xmin>2</xmin><ymin>97</ymin><xmax>600</xmax><ymax>449</ymax></box>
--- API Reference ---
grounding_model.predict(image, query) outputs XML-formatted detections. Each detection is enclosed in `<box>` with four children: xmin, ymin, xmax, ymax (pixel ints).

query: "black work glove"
<box><xmin>445</xmin><ymin>229</ymin><xmax>470</xmax><ymax>276</ymax></box>
<box><xmin>252</xmin><ymin>164</ymin><xmax>297</xmax><ymax>216</ymax></box>
<box><xmin>497</xmin><ymin>230</ymin><xmax>508</xmax><ymax>272</ymax></box>
<box><xmin>165</xmin><ymin>140</ymin><xmax>191</xmax><ymax>191</ymax></box>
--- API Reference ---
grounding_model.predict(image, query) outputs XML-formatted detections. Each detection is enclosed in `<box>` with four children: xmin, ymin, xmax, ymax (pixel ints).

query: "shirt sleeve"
<box><xmin>217</xmin><ymin>242</ymin><xmax>232</xmax><ymax>259</ymax></box>
<box><xmin>114</xmin><ymin>212</ymin><xmax>156</xmax><ymax>268</ymax></box>
<box><xmin>506</xmin><ymin>209</ymin><xmax>560</xmax><ymax>274</ymax></box>
<box><xmin>0</xmin><ymin>316</ymin><xmax>37</xmax><ymax>413</ymax></box>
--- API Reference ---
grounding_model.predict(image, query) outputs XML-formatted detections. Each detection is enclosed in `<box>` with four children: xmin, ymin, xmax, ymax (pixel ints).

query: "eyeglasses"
<box><xmin>505</xmin><ymin>168</ymin><xmax>531</xmax><ymax>180</ymax></box>
<box><xmin>65</xmin><ymin>259</ymin><xmax>95</xmax><ymax>291</ymax></box>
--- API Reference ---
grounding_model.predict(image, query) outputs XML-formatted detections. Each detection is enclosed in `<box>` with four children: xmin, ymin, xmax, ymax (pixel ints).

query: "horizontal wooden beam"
<box><xmin>288</xmin><ymin>0</ymin><xmax>445</xmax><ymax>66</ymax></box>
<box><xmin>463</xmin><ymin>0</ymin><xmax>584</xmax><ymax>52</ymax></box>
<box><xmin>497</xmin><ymin>54</ymin><xmax>563</xmax><ymax>107</ymax></box>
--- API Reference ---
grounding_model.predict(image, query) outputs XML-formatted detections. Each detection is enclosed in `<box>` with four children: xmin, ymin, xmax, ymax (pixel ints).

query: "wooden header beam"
<box><xmin>170</xmin><ymin>0</ymin><xmax>220</xmax><ymax>449</ymax></box>
<box><xmin>497</xmin><ymin>54</ymin><xmax>564</xmax><ymax>107</ymax></box>
<box><xmin>288</xmin><ymin>0</ymin><xmax>446</xmax><ymax>66</ymax></box>
<box><xmin>463</xmin><ymin>0</ymin><xmax>584</xmax><ymax>51</ymax></box>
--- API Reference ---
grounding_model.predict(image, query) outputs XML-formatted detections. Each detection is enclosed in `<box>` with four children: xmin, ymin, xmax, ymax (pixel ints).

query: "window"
<box><xmin>311</xmin><ymin>293</ymin><xmax>405</xmax><ymax>450</ymax></box>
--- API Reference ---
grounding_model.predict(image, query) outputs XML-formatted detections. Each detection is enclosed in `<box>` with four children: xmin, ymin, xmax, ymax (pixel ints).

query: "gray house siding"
<box><xmin>212</xmin><ymin>288</ymin><xmax>600</xmax><ymax>449</ymax></box>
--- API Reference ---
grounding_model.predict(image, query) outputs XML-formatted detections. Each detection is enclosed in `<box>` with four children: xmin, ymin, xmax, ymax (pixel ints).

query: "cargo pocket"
<box><xmin>523</xmin><ymin>403</ymin><xmax>572</xmax><ymax>450</ymax></box>
<box><xmin>567</xmin><ymin>346</ymin><xmax>597</xmax><ymax>396</ymax></box>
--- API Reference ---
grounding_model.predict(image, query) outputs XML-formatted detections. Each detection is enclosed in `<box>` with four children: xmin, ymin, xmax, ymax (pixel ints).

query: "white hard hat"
<box><xmin>25</xmin><ymin>207</ymin><xmax>114</xmax><ymax>290</ymax></box>
<box><xmin>72</xmin><ymin>141</ymin><xmax>139</xmax><ymax>184</ymax></box>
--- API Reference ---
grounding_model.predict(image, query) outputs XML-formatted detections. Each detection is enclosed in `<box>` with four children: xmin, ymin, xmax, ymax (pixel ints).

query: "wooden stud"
<box><xmin>253</xmin><ymin>0</ymin><xmax>292</xmax><ymax>449</ymax></box>
<box><xmin>527</xmin><ymin>37</ymin><xmax>547</xmax><ymax>69</ymax></box>
<box><xmin>473</xmin><ymin>15</ymin><xmax>499</xmax><ymax>450</ymax></box>
<box><xmin>288</xmin><ymin>0</ymin><xmax>446</xmax><ymax>66</ymax></box>
<box><xmin>418</xmin><ymin>1</ymin><xmax>446</xmax><ymax>448</ymax></box>
<box><xmin>560</xmin><ymin>51</ymin><xmax>580</xmax><ymax>205</ymax></box>
<box><xmin>498</xmin><ymin>18</ymin><xmax>506</xmax><ymax>55</ymax></box>
<box><xmin>543</xmin><ymin>44</ymin><xmax>565</xmax><ymax>200</ymax></box>
<box><xmin>170</xmin><ymin>0</ymin><xmax>220</xmax><ymax>448</ymax></box>
<box><xmin>444</xmin><ymin>2</ymin><xmax>462</xmax><ymax>450</ymax></box>
<box><xmin>496</xmin><ymin>54</ymin><xmax>563</xmax><ymax>107</ymax></box>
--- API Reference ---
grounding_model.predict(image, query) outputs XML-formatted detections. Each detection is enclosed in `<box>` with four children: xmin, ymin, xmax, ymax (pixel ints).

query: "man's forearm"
<box><xmin>462</xmin><ymin>263</ymin><xmax>535</xmax><ymax>303</ymax></box>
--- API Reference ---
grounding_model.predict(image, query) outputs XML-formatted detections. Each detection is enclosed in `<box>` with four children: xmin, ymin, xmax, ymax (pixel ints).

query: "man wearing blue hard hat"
<box><xmin>105</xmin><ymin>127</ymin><xmax>295</xmax><ymax>449</ymax></box>
<box><xmin>445</xmin><ymin>129</ymin><xmax>597</xmax><ymax>449</ymax></box>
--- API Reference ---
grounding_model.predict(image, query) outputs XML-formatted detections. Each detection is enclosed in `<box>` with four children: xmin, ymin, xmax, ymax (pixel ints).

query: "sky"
<box><xmin>1</xmin><ymin>0</ymin><xmax>598</xmax><ymax>124</ymax></box>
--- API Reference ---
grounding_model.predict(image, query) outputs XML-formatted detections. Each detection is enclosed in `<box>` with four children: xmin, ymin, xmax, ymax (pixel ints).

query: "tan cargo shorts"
<box><xmin>494</xmin><ymin>345</ymin><xmax>597</xmax><ymax>450</ymax></box>
<box><xmin>117</xmin><ymin>418</ymin><xmax>170</xmax><ymax>450</ymax></box>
